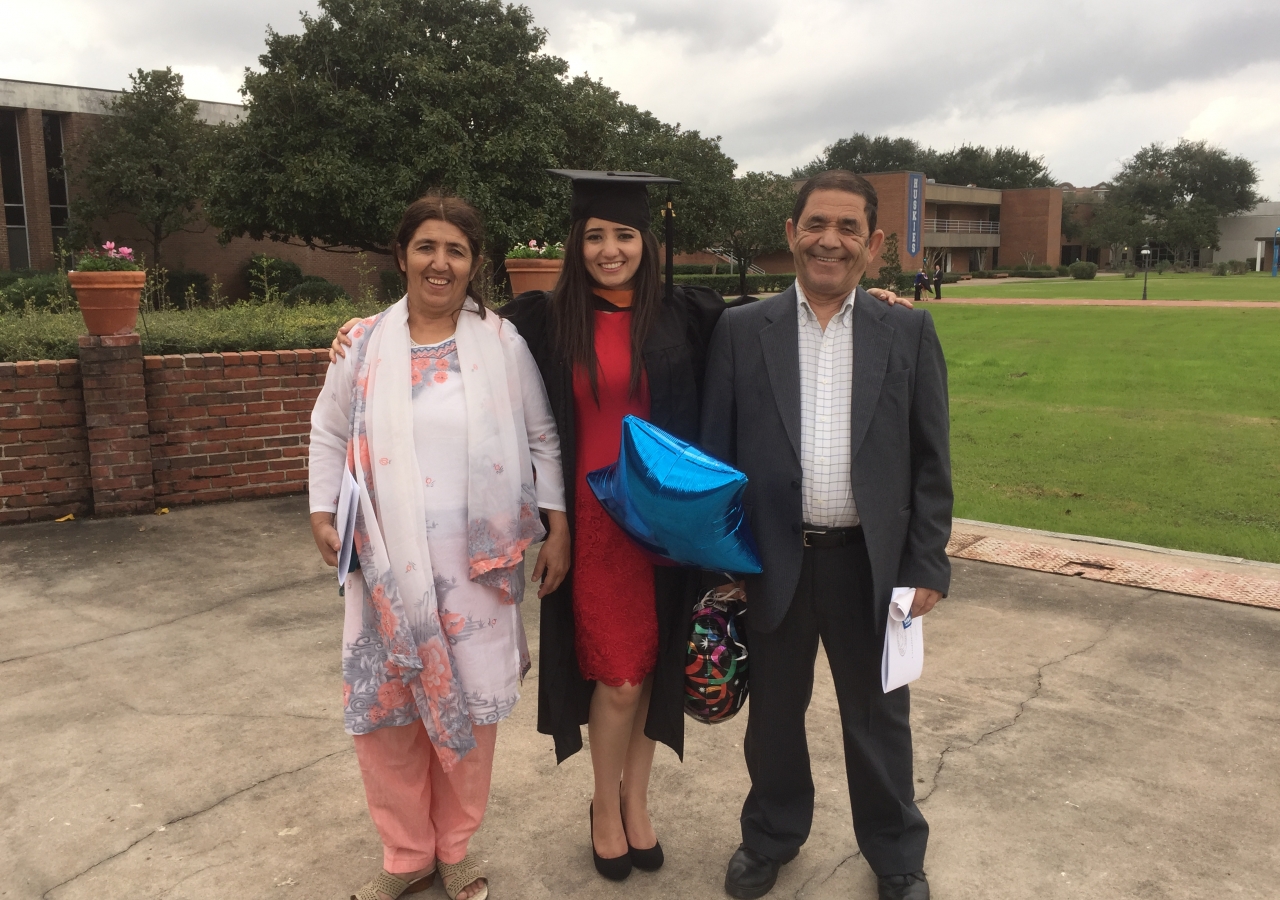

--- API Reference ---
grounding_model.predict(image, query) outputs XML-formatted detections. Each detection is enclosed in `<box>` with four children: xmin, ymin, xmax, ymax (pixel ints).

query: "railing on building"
<box><xmin>923</xmin><ymin>219</ymin><xmax>1000</xmax><ymax>234</ymax></box>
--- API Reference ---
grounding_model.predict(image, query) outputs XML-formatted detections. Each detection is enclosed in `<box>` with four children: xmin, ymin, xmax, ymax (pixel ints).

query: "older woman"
<box><xmin>309</xmin><ymin>192</ymin><xmax>568</xmax><ymax>900</ymax></box>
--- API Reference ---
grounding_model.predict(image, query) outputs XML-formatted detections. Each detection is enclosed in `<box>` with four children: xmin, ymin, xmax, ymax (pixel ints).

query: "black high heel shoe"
<box><xmin>589</xmin><ymin>803</ymin><xmax>633</xmax><ymax>881</ymax></box>
<box><xmin>621</xmin><ymin>796</ymin><xmax>664</xmax><ymax>871</ymax></box>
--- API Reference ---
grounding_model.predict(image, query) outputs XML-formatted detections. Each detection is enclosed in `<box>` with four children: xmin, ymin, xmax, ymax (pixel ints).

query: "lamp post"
<box><xmin>1141</xmin><ymin>242</ymin><xmax>1151</xmax><ymax>300</ymax></box>
<box><xmin>1272</xmin><ymin>228</ymin><xmax>1279</xmax><ymax>278</ymax></box>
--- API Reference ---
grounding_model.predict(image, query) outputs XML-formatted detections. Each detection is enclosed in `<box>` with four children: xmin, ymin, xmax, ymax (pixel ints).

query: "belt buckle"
<box><xmin>802</xmin><ymin>527</ymin><xmax>826</xmax><ymax>548</ymax></box>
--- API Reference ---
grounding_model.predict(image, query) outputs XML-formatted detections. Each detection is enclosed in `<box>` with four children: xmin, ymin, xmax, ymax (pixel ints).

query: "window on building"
<box><xmin>43</xmin><ymin>113</ymin><xmax>69</xmax><ymax>255</ymax></box>
<box><xmin>0</xmin><ymin>109</ymin><xmax>30</xmax><ymax>270</ymax></box>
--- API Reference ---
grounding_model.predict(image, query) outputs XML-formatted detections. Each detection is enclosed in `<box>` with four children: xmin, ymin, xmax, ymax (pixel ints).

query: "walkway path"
<box><xmin>947</xmin><ymin>519</ymin><xmax>1280</xmax><ymax>611</ymax></box>
<box><xmin>3</xmin><ymin>498</ymin><xmax>1278</xmax><ymax>900</ymax></box>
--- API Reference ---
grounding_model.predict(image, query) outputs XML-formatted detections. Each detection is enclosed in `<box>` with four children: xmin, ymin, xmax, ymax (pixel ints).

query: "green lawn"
<box><xmin>932</xmin><ymin>306</ymin><xmax>1280</xmax><ymax>562</ymax></box>
<box><xmin>945</xmin><ymin>271</ymin><xmax>1280</xmax><ymax>302</ymax></box>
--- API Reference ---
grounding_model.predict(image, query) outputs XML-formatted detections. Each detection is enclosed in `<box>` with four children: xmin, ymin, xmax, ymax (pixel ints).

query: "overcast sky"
<box><xmin>5</xmin><ymin>0</ymin><xmax>1278</xmax><ymax>195</ymax></box>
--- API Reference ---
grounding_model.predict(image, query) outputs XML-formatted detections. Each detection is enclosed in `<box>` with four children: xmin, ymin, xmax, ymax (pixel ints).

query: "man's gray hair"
<box><xmin>792</xmin><ymin>170</ymin><xmax>878</xmax><ymax>234</ymax></box>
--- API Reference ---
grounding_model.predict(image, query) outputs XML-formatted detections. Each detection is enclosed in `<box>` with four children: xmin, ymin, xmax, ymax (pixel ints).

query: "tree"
<box><xmin>67</xmin><ymin>68</ymin><xmax>213</xmax><ymax>267</ymax></box>
<box><xmin>207</xmin><ymin>0</ymin><xmax>736</xmax><ymax>274</ymax></box>
<box><xmin>541</xmin><ymin>74</ymin><xmax>735</xmax><ymax>252</ymax></box>
<box><xmin>1101</xmin><ymin>140</ymin><xmax>1261</xmax><ymax>263</ymax></box>
<box><xmin>1086</xmin><ymin>198</ymin><xmax>1148</xmax><ymax>267</ymax></box>
<box><xmin>795</xmin><ymin>132</ymin><xmax>1053</xmax><ymax>189</ymax></box>
<box><xmin>867</xmin><ymin>232</ymin><xmax>903</xmax><ymax>290</ymax></box>
<box><xmin>927</xmin><ymin>144</ymin><xmax>1054</xmax><ymax>190</ymax></box>
<box><xmin>794</xmin><ymin>134</ymin><xmax>924</xmax><ymax>178</ymax></box>
<box><xmin>712</xmin><ymin>172</ymin><xmax>794</xmax><ymax>297</ymax></box>
<box><xmin>208</xmin><ymin>0</ymin><xmax>570</xmax><ymax>268</ymax></box>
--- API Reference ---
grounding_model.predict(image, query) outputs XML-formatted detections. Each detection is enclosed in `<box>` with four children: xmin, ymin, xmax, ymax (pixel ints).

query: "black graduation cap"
<box><xmin>548</xmin><ymin>169</ymin><xmax>681</xmax><ymax>299</ymax></box>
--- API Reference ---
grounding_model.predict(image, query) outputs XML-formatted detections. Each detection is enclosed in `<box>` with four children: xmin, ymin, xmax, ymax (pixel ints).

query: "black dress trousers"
<box><xmin>739</xmin><ymin>531</ymin><xmax>928</xmax><ymax>876</ymax></box>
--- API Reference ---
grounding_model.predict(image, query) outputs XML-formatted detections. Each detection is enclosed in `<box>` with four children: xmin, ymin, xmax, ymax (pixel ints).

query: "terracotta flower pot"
<box><xmin>68</xmin><ymin>270</ymin><xmax>147</xmax><ymax>336</ymax></box>
<box><xmin>504</xmin><ymin>258</ymin><xmax>563</xmax><ymax>295</ymax></box>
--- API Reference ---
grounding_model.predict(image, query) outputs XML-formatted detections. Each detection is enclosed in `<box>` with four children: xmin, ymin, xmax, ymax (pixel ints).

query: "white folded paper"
<box><xmin>881</xmin><ymin>586</ymin><xmax>924</xmax><ymax>692</ymax></box>
<box><xmin>335</xmin><ymin>466</ymin><xmax>359</xmax><ymax>586</ymax></box>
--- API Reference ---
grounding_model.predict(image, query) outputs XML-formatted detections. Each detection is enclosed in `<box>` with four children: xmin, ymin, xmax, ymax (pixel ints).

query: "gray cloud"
<box><xmin>5</xmin><ymin>0</ymin><xmax>1278</xmax><ymax>188</ymax></box>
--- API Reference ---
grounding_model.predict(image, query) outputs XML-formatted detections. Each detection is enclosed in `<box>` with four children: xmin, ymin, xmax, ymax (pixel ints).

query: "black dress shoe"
<box><xmin>724</xmin><ymin>844</ymin><xmax>798</xmax><ymax>900</ymax></box>
<box><xmin>589</xmin><ymin>803</ymin><xmax>632</xmax><ymax>881</ymax></box>
<box><xmin>878</xmin><ymin>871</ymin><xmax>929</xmax><ymax>900</ymax></box>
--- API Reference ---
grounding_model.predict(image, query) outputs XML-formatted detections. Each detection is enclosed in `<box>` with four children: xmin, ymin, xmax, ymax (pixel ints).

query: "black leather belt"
<box><xmin>801</xmin><ymin>524</ymin><xmax>862</xmax><ymax>548</ymax></box>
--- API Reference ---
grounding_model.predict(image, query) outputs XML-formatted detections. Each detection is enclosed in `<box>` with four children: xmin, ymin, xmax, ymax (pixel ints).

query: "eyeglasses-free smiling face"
<box><xmin>398</xmin><ymin>218</ymin><xmax>481</xmax><ymax>315</ymax></box>
<box><xmin>582</xmin><ymin>217</ymin><xmax>643</xmax><ymax>290</ymax></box>
<box><xmin>786</xmin><ymin>189</ymin><xmax>885</xmax><ymax>303</ymax></box>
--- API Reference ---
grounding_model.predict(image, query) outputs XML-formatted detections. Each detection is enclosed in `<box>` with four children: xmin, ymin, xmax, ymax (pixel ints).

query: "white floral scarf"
<box><xmin>345</xmin><ymin>297</ymin><xmax>544</xmax><ymax>768</ymax></box>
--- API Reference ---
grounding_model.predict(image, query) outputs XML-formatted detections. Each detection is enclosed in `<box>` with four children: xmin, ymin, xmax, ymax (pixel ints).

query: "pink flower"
<box><xmin>528</xmin><ymin>239</ymin><xmax>537</xmax><ymax>248</ymax></box>
<box><xmin>102</xmin><ymin>241</ymin><xmax>115</xmax><ymax>252</ymax></box>
<box><xmin>118</xmin><ymin>247</ymin><xmax>133</xmax><ymax>259</ymax></box>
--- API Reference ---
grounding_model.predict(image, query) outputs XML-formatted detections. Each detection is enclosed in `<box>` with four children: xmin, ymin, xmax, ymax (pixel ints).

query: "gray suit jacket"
<box><xmin>700</xmin><ymin>285</ymin><xmax>952</xmax><ymax>634</ymax></box>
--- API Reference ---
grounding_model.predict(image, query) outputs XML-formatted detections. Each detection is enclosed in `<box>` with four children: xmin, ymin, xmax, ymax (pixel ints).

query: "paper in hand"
<box><xmin>881</xmin><ymin>587</ymin><xmax>924</xmax><ymax>692</ymax></box>
<box><xmin>335</xmin><ymin>466</ymin><xmax>359</xmax><ymax>586</ymax></box>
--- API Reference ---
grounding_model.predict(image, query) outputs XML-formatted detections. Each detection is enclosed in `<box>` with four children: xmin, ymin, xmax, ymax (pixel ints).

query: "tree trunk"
<box><xmin>738</xmin><ymin>258</ymin><xmax>749</xmax><ymax>298</ymax></box>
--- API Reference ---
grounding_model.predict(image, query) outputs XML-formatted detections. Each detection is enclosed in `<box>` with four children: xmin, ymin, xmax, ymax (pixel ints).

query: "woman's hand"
<box><xmin>329</xmin><ymin>318</ymin><xmax>363</xmax><ymax>364</ymax></box>
<box><xmin>311</xmin><ymin>511</ymin><xmax>341</xmax><ymax>567</ymax></box>
<box><xmin>866</xmin><ymin>287</ymin><xmax>913</xmax><ymax>308</ymax></box>
<box><xmin>532</xmin><ymin>510</ymin><xmax>570</xmax><ymax>598</ymax></box>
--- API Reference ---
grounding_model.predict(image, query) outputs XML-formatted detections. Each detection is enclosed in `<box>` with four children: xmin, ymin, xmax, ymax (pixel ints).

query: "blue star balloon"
<box><xmin>586</xmin><ymin>415</ymin><xmax>762</xmax><ymax>574</ymax></box>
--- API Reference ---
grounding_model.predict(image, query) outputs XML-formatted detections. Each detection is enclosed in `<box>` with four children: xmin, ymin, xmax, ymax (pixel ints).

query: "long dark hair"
<box><xmin>549</xmin><ymin>219</ymin><xmax>662</xmax><ymax>397</ymax></box>
<box><xmin>392</xmin><ymin>191</ymin><xmax>488</xmax><ymax>318</ymax></box>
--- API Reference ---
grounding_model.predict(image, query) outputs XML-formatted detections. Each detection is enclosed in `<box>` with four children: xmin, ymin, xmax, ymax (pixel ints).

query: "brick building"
<box><xmin>0</xmin><ymin>78</ymin><xmax>391</xmax><ymax>298</ymax></box>
<box><xmin>720</xmin><ymin>171</ymin><xmax>1064</xmax><ymax>277</ymax></box>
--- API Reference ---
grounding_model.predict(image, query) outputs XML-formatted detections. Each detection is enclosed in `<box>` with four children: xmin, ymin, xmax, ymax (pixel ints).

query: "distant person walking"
<box><xmin>913</xmin><ymin>268</ymin><xmax>931</xmax><ymax>302</ymax></box>
<box><xmin>932</xmin><ymin>263</ymin><xmax>943</xmax><ymax>300</ymax></box>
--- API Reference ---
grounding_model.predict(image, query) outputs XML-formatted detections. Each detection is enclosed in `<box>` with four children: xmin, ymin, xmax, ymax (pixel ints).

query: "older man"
<box><xmin>701</xmin><ymin>170</ymin><xmax>952</xmax><ymax>900</ymax></box>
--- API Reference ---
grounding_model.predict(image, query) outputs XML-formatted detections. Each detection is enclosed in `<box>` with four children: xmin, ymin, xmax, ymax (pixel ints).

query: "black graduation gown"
<box><xmin>501</xmin><ymin>285</ymin><xmax>727</xmax><ymax>763</ymax></box>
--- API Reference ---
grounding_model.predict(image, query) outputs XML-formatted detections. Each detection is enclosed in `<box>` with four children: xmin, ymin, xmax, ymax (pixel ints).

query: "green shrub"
<box><xmin>283</xmin><ymin>278</ymin><xmax>349</xmax><ymax>306</ymax></box>
<box><xmin>1123</xmin><ymin>266</ymin><xmax>1137</xmax><ymax>278</ymax></box>
<box><xmin>0</xmin><ymin>274</ymin><xmax>74</xmax><ymax>313</ymax></box>
<box><xmin>380</xmin><ymin>269</ymin><xmax>404</xmax><ymax>301</ymax></box>
<box><xmin>1069</xmin><ymin>261</ymin><xmax>1099</xmax><ymax>280</ymax></box>
<box><xmin>1227</xmin><ymin>259</ymin><xmax>1250</xmax><ymax>275</ymax></box>
<box><xmin>0</xmin><ymin>269</ymin><xmax>37</xmax><ymax>290</ymax></box>
<box><xmin>1010</xmin><ymin>269</ymin><xmax>1059</xmax><ymax>278</ymax></box>
<box><xmin>166</xmin><ymin>270</ymin><xmax>210</xmax><ymax>309</ymax></box>
<box><xmin>0</xmin><ymin>299</ymin><xmax>390</xmax><ymax>362</ymax></box>
<box><xmin>1155</xmin><ymin>261</ymin><xmax>1171</xmax><ymax>274</ymax></box>
<box><xmin>243</xmin><ymin>254</ymin><xmax>305</xmax><ymax>301</ymax></box>
<box><xmin>672</xmin><ymin>273</ymin><xmax>796</xmax><ymax>295</ymax></box>
<box><xmin>669</xmin><ymin>263</ymin><xmax>734</xmax><ymax>275</ymax></box>
<box><xmin>1211</xmin><ymin>262</ymin><xmax>1229</xmax><ymax>276</ymax></box>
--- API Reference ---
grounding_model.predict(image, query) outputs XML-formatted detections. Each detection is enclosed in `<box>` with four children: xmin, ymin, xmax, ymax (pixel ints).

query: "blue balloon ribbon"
<box><xmin>586</xmin><ymin>415</ymin><xmax>763</xmax><ymax>573</ymax></box>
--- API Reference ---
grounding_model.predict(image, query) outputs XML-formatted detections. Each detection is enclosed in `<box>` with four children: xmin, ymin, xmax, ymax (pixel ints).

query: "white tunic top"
<box><xmin>310</xmin><ymin>332</ymin><xmax>564</xmax><ymax>727</ymax></box>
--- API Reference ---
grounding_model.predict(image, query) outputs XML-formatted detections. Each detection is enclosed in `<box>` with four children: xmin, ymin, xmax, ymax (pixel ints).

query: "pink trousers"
<box><xmin>353</xmin><ymin>720</ymin><xmax>498</xmax><ymax>872</ymax></box>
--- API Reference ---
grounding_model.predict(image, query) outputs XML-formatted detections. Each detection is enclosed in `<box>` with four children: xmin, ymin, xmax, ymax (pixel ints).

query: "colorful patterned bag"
<box><xmin>684</xmin><ymin>586</ymin><xmax>749</xmax><ymax>724</ymax></box>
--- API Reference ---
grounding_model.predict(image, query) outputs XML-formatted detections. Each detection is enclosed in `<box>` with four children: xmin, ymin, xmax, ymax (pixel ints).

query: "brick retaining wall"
<box><xmin>146</xmin><ymin>350</ymin><xmax>326</xmax><ymax>506</ymax></box>
<box><xmin>0</xmin><ymin>346</ymin><xmax>329</xmax><ymax>523</ymax></box>
<box><xmin>0</xmin><ymin>360</ymin><xmax>92</xmax><ymax>524</ymax></box>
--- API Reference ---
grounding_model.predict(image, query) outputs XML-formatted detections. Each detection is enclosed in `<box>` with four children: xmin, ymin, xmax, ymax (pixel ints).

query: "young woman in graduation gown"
<box><xmin>500</xmin><ymin>172</ymin><xmax>726</xmax><ymax>880</ymax></box>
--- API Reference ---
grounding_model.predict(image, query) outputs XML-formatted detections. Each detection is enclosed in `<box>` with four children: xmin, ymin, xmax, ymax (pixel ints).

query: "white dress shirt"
<box><xmin>796</xmin><ymin>281</ymin><xmax>859</xmax><ymax>527</ymax></box>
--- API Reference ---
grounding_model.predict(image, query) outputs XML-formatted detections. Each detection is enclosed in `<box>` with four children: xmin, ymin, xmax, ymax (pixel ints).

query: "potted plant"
<box><xmin>504</xmin><ymin>240</ymin><xmax>564</xmax><ymax>294</ymax></box>
<box><xmin>68</xmin><ymin>242</ymin><xmax>147</xmax><ymax>335</ymax></box>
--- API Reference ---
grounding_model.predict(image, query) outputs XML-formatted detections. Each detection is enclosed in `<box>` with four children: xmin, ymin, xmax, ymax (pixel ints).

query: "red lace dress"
<box><xmin>571</xmin><ymin>291</ymin><xmax>658</xmax><ymax>686</ymax></box>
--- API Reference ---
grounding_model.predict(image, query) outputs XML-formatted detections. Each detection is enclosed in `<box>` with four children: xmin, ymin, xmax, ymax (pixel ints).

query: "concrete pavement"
<box><xmin>2</xmin><ymin>497</ymin><xmax>1278</xmax><ymax>899</ymax></box>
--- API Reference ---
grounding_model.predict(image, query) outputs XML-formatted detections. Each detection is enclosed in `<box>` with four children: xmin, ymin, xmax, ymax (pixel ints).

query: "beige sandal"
<box><xmin>350</xmin><ymin>867</ymin><xmax>436</xmax><ymax>900</ymax></box>
<box><xmin>438</xmin><ymin>855</ymin><xmax>488</xmax><ymax>900</ymax></box>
